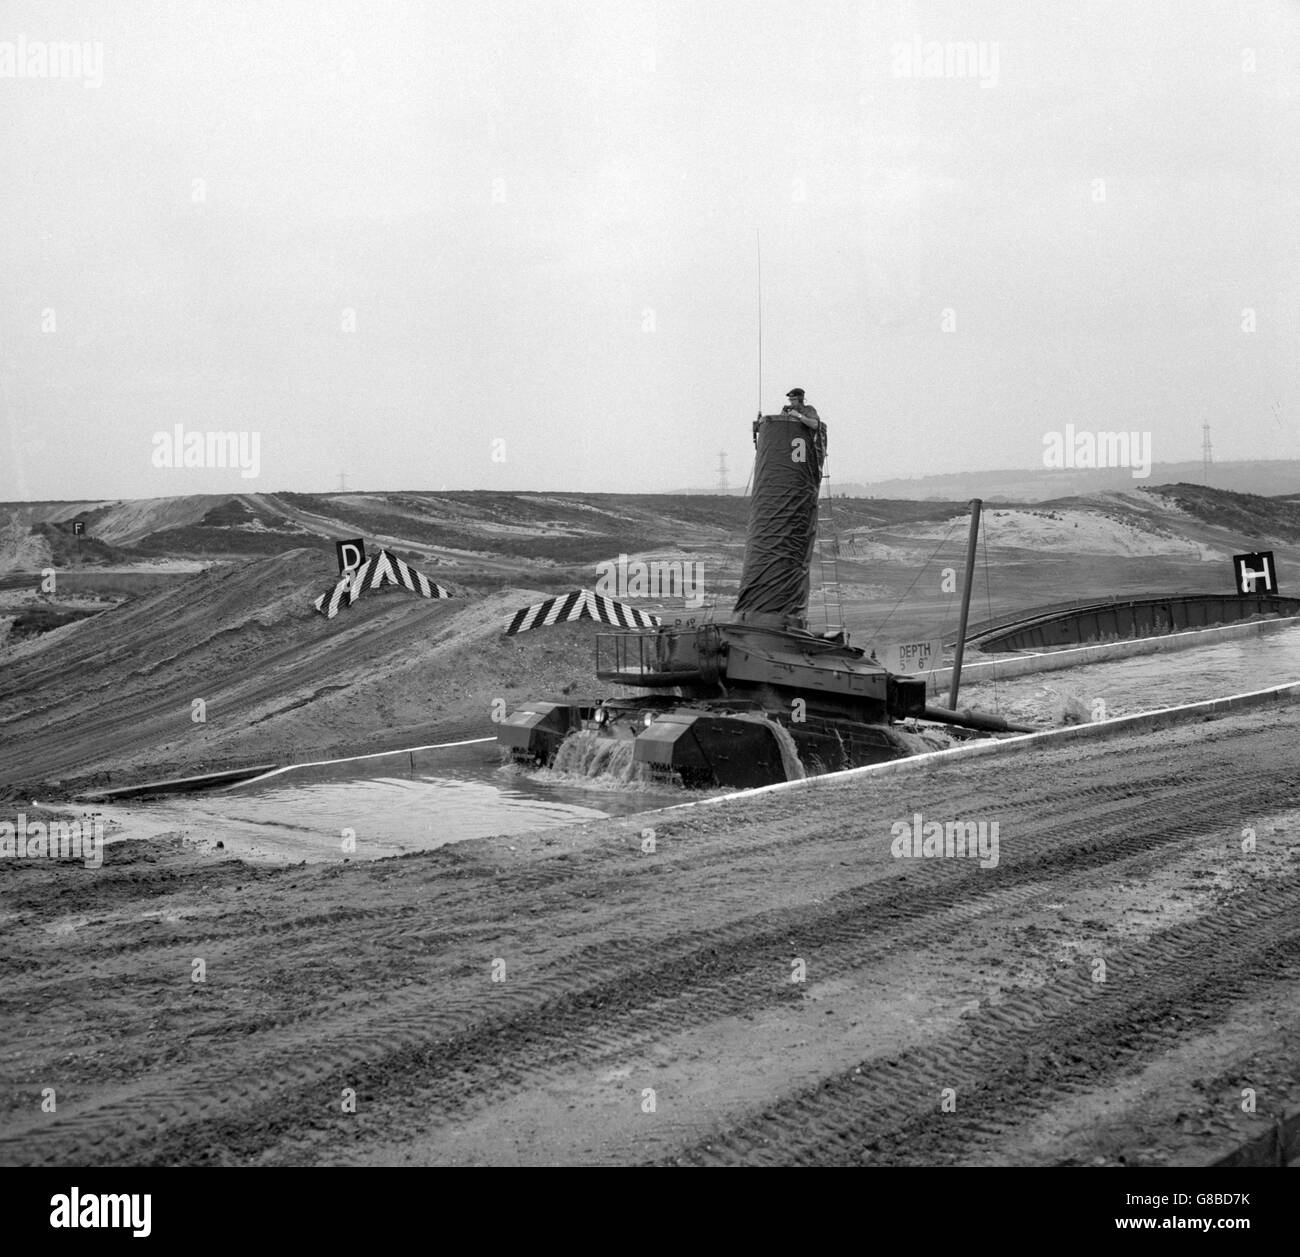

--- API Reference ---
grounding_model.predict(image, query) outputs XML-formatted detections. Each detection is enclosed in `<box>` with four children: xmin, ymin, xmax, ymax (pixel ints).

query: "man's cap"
<box><xmin>786</xmin><ymin>388</ymin><xmax>805</xmax><ymax>398</ymax></box>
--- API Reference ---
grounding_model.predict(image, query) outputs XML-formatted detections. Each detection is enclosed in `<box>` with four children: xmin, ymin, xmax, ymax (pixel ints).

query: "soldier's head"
<box><xmin>786</xmin><ymin>388</ymin><xmax>805</xmax><ymax>404</ymax></box>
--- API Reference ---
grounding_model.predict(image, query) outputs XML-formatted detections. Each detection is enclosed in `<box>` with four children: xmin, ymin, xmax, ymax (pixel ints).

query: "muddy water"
<box><xmin>958</xmin><ymin>623</ymin><xmax>1300</xmax><ymax>725</ymax></box>
<box><xmin>550</xmin><ymin>730</ymin><xmax>650</xmax><ymax>783</ymax></box>
<box><xmin>125</xmin><ymin>740</ymin><xmax>687</xmax><ymax>865</ymax></box>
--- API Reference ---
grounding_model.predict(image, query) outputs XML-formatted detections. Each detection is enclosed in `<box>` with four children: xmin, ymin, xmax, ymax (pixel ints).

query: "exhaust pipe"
<box><xmin>921</xmin><ymin>704</ymin><xmax>1037</xmax><ymax>735</ymax></box>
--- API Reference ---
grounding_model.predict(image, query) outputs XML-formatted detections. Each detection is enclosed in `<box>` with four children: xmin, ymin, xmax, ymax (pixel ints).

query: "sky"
<box><xmin>1</xmin><ymin>0</ymin><xmax>1297</xmax><ymax>501</ymax></box>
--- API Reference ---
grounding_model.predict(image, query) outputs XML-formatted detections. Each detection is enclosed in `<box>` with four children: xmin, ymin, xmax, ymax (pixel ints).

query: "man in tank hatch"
<box><xmin>782</xmin><ymin>388</ymin><xmax>821</xmax><ymax>430</ymax></box>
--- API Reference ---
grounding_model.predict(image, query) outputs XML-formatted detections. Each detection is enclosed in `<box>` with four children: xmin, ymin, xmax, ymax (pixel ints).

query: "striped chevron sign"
<box><xmin>313</xmin><ymin>548</ymin><xmax>454</xmax><ymax>619</ymax></box>
<box><xmin>505</xmin><ymin>589</ymin><xmax>661</xmax><ymax>635</ymax></box>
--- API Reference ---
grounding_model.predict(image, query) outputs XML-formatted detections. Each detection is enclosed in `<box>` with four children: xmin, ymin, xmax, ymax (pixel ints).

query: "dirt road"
<box><xmin>3</xmin><ymin>701</ymin><xmax>1298</xmax><ymax>1166</ymax></box>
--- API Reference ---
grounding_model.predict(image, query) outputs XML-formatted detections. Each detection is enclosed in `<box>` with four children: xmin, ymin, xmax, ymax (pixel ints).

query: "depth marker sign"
<box><xmin>881</xmin><ymin>639</ymin><xmax>943</xmax><ymax>675</ymax></box>
<box><xmin>1232</xmin><ymin>551</ymin><xmax>1277</xmax><ymax>595</ymax></box>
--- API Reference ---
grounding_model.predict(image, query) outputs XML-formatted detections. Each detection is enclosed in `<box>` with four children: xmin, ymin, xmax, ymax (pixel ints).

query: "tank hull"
<box><xmin>499</xmin><ymin>696</ymin><xmax>929</xmax><ymax>789</ymax></box>
<box><xmin>496</xmin><ymin>701</ymin><xmax>597</xmax><ymax>764</ymax></box>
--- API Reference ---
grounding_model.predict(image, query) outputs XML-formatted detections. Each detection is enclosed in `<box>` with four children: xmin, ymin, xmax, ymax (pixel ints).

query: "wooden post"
<box><xmin>947</xmin><ymin>499</ymin><xmax>983</xmax><ymax>711</ymax></box>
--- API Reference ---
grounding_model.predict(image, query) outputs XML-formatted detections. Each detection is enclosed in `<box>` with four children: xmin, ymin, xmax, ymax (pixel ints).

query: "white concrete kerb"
<box><xmin>226</xmin><ymin>737</ymin><xmax>497</xmax><ymax>789</ymax></box>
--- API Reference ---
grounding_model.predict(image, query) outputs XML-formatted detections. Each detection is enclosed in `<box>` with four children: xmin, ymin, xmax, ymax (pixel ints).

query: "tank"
<box><xmin>497</xmin><ymin>411</ymin><xmax>961</xmax><ymax>788</ymax></box>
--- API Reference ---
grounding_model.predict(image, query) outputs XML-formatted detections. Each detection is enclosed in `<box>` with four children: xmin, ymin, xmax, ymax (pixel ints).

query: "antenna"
<box><xmin>1201</xmin><ymin>423</ymin><xmax>1213</xmax><ymax>485</ymax></box>
<box><xmin>717</xmin><ymin>449</ymin><xmax>729</xmax><ymax>494</ymax></box>
<box><xmin>756</xmin><ymin>229</ymin><xmax>763</xmax><ymax>413</ymax></box>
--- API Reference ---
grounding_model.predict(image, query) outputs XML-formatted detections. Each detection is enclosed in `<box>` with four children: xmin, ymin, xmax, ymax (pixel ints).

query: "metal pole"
<box><xmin>756</xmin><ymin>229</ymin><xmax>763</xmax><ymax>414</ymax></box>
<box><xmin>947</xmin><ymin>498</ymin><xmax>982</xmax><ymax>711</ymax></box>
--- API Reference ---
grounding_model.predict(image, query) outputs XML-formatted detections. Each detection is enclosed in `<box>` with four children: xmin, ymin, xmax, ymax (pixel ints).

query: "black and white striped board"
<box><xmin>313</xmin><ymin>548</ymin><xmax>454</xmax><ymax>619</ymax></box>
<box><xmin>504</xmin><ymin>589</ymin><xmax>661</xmax><ymax>635</ymax></box>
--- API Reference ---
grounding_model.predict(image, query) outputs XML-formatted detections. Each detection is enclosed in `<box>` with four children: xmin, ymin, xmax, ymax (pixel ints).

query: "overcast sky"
<box><xmin>2</xmin><ymin>0</ymin><xmax>1297</xmax><ymax>501</ymax></box>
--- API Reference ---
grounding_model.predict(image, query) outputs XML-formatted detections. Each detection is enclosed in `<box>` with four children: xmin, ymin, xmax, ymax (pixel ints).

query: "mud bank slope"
<box><xmin>0</xmin><ymin>548</ymin><xmax>608</xmax><ymax>793</ymax></box>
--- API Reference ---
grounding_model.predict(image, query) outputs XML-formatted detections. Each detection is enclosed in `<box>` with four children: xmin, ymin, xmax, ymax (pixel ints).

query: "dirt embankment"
<box><xmin>0</xmin><ymin>547</ymin><xmax>610</xmax><ymax>795</ymax></box>
<box><xmin>2</xmin><ymin>705</ymin><xmax>1298</xmax><ymax>1167</ymax></box>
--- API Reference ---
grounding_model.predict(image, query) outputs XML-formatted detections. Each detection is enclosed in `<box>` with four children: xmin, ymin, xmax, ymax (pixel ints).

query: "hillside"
<box><xmin>1</xmin><ymin>483</ymin><xmax>1298</xmax><ymax>795</ymax></box>
<box><xmin>838</xmin><ymin>459</ymin><xmax>1300</xmax><ymax>503</ymax></box>
<box><xmin>1147</xmin><ymin>483</ymin><xmax>1300</xmax><ymax>544</ymax></box>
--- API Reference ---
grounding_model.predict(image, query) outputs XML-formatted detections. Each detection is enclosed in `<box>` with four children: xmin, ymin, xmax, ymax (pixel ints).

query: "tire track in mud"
<box><xmin>0</xmin><ymin>759</ymin><xmax>1238</xmax><ymax>999</ymax></box>
<box><xmin>0</xmin><ymin>816</ymin><xmax>1279</xmax><ymax>1169</ymax></box>
<box><xmin>0</xmin><ymin>748</ymin><xmax>1180</xmax><ymax>982</ymax></box>
<box><xmin>666</xmin><ymin>883</ymin><xmax>1300</xmax><ymax>1166</ymax></box>
<box><xmin>3</xmin><ymin>745</ymin><xmax>1293</xmax><ymax>1166</ymax></box>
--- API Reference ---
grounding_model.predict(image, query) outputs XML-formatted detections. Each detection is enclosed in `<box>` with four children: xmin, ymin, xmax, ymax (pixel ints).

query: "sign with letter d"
<box><xmin>336</xmin><ymin>538</ymin><xmax>366</xmax><ymax>574</ymax></box>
